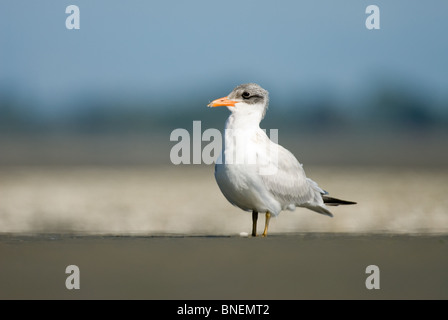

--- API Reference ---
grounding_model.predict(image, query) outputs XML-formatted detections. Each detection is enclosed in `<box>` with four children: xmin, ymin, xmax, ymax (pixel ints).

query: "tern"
<box><xmin>208</xmin><ymin>83</ymin><xmax>356</xmax><ymax>237</ymax></box>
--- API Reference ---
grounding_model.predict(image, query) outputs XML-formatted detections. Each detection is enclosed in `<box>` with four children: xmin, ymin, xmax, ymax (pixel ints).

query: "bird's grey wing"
<box><xmin>259</xmin><ymin>143</ymin><xmax>331</xmax><ymax>215</ymax></box>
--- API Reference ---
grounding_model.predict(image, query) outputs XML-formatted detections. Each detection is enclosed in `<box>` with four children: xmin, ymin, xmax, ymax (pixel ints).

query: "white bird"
<box><xmin>208</xmin><ymin>83</ymin><xmax>356</xmax><ymax>237</ymax></box>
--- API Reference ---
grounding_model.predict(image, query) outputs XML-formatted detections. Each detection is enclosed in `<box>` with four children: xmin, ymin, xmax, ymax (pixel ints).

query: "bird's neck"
<box><xmin>221</xmin><ymin>112</ymin><xmax>264</xmax><ymax>166</ymax></box>
<box><xmin>224</xmin><ymin>111</ymin><xmax>263</xmax><ymax>132</ymax></box>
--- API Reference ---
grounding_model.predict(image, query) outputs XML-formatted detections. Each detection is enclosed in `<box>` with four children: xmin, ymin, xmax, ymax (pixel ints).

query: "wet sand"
<box><xmin>1</xmin><ymin>233</ymin><xmax>447</xmax><ymax>300</ymax></box>
<box><xmin>0</xmin><ymin>166</ymin><xmax>447</xmax><ymax>299</ymax></box>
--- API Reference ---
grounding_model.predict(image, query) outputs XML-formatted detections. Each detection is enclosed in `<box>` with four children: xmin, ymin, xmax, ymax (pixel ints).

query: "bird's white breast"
<box><xmin>214</xmin><ymin>122</ymin><xmax>282</xmax><ymax>214</ymax></box>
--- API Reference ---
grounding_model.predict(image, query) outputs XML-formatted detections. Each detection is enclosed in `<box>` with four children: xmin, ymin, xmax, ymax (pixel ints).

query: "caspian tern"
<box><xmin>207</xmin><ymin>83</ymin><xmax>356</xmax><ymax>237</ymax></box>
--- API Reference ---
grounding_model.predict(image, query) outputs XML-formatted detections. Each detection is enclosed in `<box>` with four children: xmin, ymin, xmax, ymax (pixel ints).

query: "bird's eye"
<box><xmin>242</xmin><ymin>91</ymin><xmax>251</xmax><ymax>99</ymax></box>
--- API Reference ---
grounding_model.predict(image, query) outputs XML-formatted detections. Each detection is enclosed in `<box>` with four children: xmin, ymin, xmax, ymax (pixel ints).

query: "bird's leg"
<box><xmin>262</xmin><ymin>212</ymin><xmax>271</xmax><ymax>237</ymax></box>
<box><xmin>252</xmin><ymin>210</ymin><xmax>258</xmax><ymax>237</ymax></box>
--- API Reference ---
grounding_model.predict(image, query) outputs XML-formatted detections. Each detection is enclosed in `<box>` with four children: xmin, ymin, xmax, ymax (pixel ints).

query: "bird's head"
<box><xmin>207</xmin><ymin>83</ymin><xmax>269</xmax><ymax>119</ymax></box>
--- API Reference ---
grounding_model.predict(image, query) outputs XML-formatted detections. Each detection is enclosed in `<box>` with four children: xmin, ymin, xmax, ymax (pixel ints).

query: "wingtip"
<box><xmin>322</xmin><ymin>196</ymin><xmax>357</xmax><ymax>206</ymax></box>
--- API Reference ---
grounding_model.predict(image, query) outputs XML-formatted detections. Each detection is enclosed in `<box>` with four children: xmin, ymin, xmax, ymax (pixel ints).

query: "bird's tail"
<box><xmin>322</xmin><ymin>196</ymin><xmax>357</xmax><ymax>206</ymax></box>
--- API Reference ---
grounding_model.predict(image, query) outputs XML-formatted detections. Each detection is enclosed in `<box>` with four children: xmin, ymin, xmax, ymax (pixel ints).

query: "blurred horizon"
<box><xmin>2</xmin><ymin>74</ymin><xmax>448</xmax><ymax>133</ymax></box>
<box><xmin>1</xmin><ymin>1</ymin><xmax>448</xmax><ymax>167</ymax></box>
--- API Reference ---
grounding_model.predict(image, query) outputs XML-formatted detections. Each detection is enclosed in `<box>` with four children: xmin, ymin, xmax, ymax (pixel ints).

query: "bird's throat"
<box><xmin>224</xmin><ymin>111</ymin><xmax>263</xmax><ymax>131</ymax></box>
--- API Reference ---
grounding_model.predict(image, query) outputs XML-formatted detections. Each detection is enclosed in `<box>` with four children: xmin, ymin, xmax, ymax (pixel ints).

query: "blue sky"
<box><xmin>1</xmin><ymin>1</ymin><xmax>447</xmax><ymax>116</ymax></box>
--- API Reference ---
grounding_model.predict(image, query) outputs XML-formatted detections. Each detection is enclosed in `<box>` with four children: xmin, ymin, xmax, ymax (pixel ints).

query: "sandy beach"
<box><xmin>1</xmin><ymin>165</ymin><xmax>447</xmax><ymax>234</ymax></box>
<box><xmin>0</xmin><ymin>166</ymin><xmax>447</xmax><ymax>300</ymax></box>
<box><xmin>0</xmin><ymin>232</ymin><xmax>447</xmax><ymax>300</ymax></box>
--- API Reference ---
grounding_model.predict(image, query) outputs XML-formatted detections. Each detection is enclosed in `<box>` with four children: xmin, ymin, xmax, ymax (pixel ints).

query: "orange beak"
<box><xmin>207</xmin><ymin>96</ymin><xmax>238</xmax><ymax>107</ymax></box>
